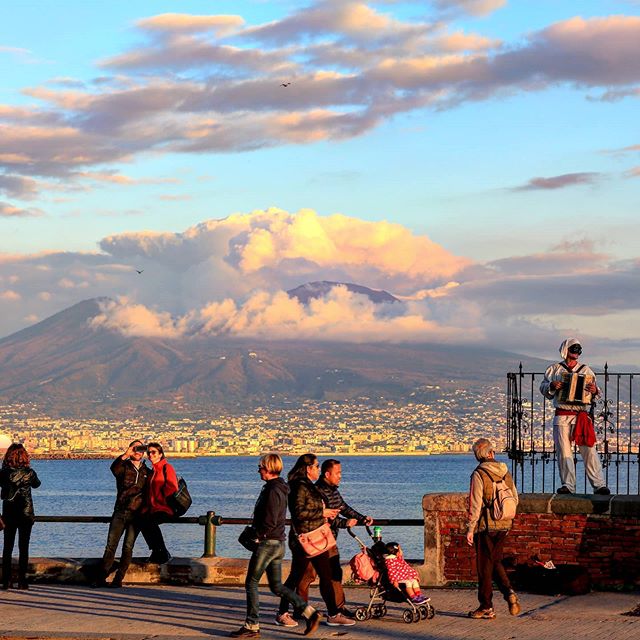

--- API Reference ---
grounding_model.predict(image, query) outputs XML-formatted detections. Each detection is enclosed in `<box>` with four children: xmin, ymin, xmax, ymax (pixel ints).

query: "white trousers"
<box><xmin>553</xmin><ymin>414</ymin><xmax>605</xmax><ymax>492</ymax></box>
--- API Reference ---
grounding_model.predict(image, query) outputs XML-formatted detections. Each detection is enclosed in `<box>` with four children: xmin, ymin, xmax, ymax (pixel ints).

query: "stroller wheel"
<box><xmin>371</xmin><ymin>605</ymin><xmax>382</xmax><ymax>618</ymax></box>
<box><xmin>402</xmin><ymin>609</ymin><xmax>414</xmax><ymax>624</ymax></box>
<box><xmin>379</xmin><ymin>604</ymin><xmax>387</xmax><ymax>618</ymax></box>
<box><xmin>412</xmin><ymin>609</ymin><xmax>420</xmax><ymax>623</ymax></box>
<box><xmin>355</xmin><ymin>608</ymin><xmax>368</xmax><ymax>622</ymax></box>
<box><xmin>419</xmin><ymin>605</ymin><xmax>428</xmax><ymax>620</ymax></box>
<box><xmin>427</xmin><ymin>604</ymin><xmax>436</xmax><ymax>619</ymax></box>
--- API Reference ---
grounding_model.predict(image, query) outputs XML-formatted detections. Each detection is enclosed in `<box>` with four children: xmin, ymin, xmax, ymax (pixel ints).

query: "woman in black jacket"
<box><xmin>230</xmin><ymin>453</ymin><xmax>321</xmax><ymax>638</ymax></box>
<box><xmin>277</xmin><ymin>453</ymin><xmax>354</xmax><ymax>628</ymax></box>
<box><xmin>0</xmin><ymin>443</ymin><xmax>41</xmax><ymax>589</ymax></box>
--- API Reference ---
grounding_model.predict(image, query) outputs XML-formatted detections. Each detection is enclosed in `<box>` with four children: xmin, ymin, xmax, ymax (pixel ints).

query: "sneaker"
<box><xmin>556</xmin><ymin>486</ymin><xmax>572</xmax><ymax>494</ymax></box>
<box><xmin>594</xmin><ymin>486</ymin><xmax>611</xmax><ymax>495</ymax></box>
<box><xmin>468</xmin><ymin>607</ymin><xmax>496</xmax><ymax>619</ymax></box>
<box><xmin>107</xmin><ymin>578</ymin><xmax>123</xmax><ymax>589</ymax></box>
<box><xmin>412</xmin><ymin>595</ymin><xmax>427</xmax><ymax>604</ymax></box>
<box><xmin>304</xmin><ymin>611</ymin><xmax>322</xmax><ymax>636</ymax></box>
<box><xmin>339</xmin><ymin>608</ymin><xmax>356</xmax><ymax>619</ymax></box>
<box><xmin>507</xmin><ymin>592</ymin><xmax>521</xmax><ymax>616</ymax></box>
<box><xmin>229</xmin><ymin>627</ymin><xmax>260</xmax><ymax>638</ymax></box>
<box><xmin>275</xmin><ymin>612</ymin><xmax>298</xmax><ymax>628</ymax></box>
<box><xmin>326</xmin><ymin>613</ymin><xmax>356</xmax><ymax>627</ymax></box>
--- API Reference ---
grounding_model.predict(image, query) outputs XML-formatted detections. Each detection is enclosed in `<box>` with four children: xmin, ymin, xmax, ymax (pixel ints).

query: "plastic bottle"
<box><xmin>373</xmin><ymin>525</ymin><xmax>382</xmax><ymax>541</ymax></box>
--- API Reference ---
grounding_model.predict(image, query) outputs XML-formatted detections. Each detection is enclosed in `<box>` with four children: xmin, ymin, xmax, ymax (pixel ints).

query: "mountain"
<box><xmin>0</xmin><ymin>297</ymin><xmax>546</xmax><ymax>411</ymax></box>
<box><xmin>287</xmin><ymin>281</ymin><xmax>399</xmax><ymax>304</ymax></box>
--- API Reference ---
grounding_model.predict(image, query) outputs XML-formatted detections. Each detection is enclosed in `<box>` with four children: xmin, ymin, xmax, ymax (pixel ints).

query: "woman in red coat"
<box><xmin>143</xmin><ymin>442</ymin><xmax>178</xmax><ymax>563</ymax></box>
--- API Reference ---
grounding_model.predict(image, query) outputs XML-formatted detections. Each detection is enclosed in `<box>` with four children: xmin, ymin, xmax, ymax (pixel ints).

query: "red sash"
<box><xmin>571</xmin><ymin>411</ymin><xmax>596</xmax><ymax>447</ymax></box>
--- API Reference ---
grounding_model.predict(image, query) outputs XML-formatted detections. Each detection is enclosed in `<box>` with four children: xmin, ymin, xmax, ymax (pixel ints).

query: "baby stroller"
<box><xmin>348</xmin><ymin>526</ymin><xmax>436</xmax><ymax>624</ymax></box>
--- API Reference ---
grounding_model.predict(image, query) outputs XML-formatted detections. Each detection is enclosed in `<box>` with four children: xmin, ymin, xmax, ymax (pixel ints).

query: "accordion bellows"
<box><xmin>558</xmin><ymin>372</ymin><xmax>593</xmax><ymax>404</ymax></box>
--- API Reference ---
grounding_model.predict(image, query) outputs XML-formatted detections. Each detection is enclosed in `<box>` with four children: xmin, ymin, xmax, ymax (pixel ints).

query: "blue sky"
<box><xmin>1</xmin><ymin>1</ymin><xmax>640</xmax><ymax>361</ymax></box>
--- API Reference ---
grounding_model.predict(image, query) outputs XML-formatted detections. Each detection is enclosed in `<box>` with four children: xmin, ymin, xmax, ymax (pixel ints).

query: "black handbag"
<box><xmin>164</xmin><ymin>467</ymin><xmax>192</xmax><ymax>517</ymax></box>
<box><xmin>238</xmin><ymin>525</ymin><xmax>259</xmax><ymax>552</ymax></box>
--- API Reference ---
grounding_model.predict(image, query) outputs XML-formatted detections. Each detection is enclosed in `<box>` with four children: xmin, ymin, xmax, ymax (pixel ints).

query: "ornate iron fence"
<box><xmin>507</xmin><ymin>363</ymin><xmax>640</xmax><ymax>494</ymax></box>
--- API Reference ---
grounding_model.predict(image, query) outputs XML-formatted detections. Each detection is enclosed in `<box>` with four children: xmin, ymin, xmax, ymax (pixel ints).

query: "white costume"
<box><xmin>539</xmin><ymin>338</ymin><xmax>606</xmax><ymax>493</ymax></box>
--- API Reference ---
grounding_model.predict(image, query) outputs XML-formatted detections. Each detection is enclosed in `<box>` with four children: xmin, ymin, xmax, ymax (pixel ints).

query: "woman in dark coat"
<box><xmin>230</xmin><ymin>453</ymin><xmax>321</xmax><ymax>638</ymax></box>
<box><xmin>0</xmin><ymin>443</ymin><xmax>41</xmax><ymax>589</ymax></box>
<box><xmin>277</xmin><ymin>453</ymin><xmax>354</xmax><ymax>627</ymax></box>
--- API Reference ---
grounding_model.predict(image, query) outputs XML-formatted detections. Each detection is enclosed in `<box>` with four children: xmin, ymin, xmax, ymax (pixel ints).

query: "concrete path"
<box><xmin>1</xmin><ymin>585</ymin><xmax>639</xmax><ymax>640</ymax></box>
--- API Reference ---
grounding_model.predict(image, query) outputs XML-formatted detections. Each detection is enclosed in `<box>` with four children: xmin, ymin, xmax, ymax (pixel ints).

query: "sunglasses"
<box><xmin>148</xmin><ymin>450</ymin><xmax>160</xmax><ymax>456</ymax></box>
<box><xmin>257</xmin><ymin>465</ymin><xmax>266</xmax><ymax>471</ymax></box>
<box><xmin>568</xmin><ymin>345</ymin><xmax>582</xmax><ymax>354</ymax></box>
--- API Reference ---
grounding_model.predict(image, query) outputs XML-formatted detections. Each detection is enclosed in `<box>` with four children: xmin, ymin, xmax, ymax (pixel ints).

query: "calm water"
<box><xmin>20</xmin><ymin>455</ymin><xmax>478</xmax><ymax>560</ymax></box>
<box><xmin>18</xmin><ymin>454</ymin><xmax>634</xmax><ymax>560</ymax></box>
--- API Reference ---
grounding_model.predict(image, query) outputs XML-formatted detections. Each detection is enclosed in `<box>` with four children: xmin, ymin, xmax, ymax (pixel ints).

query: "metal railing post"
<box><xmin>203</xmin><ymin>511</ymin><xmax>217</xmax><ymax>558</ymax></box>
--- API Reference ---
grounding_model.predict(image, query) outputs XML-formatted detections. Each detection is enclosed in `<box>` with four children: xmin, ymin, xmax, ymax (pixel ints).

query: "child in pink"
<box><xmin>383</xmin><ymin>542</ymin><xmax>426</xmax><ymax>603</ymax></box>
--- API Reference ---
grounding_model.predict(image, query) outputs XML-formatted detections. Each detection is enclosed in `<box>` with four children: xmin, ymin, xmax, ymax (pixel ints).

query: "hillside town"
<box><xmin>0</xmin><ymin>385</ymin><xmax>510</xmax><ymax>456</ymax></box>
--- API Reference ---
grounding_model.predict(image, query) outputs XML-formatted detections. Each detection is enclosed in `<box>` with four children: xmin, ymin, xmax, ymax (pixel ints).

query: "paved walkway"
<box><xmin>1</xmin><ymin>585</ymin><xmax>639</xmax><ymax>640</ymax></box>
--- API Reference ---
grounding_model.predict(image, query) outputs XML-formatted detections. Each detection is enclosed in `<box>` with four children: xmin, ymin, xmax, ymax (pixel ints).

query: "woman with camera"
<box><xmin>92</xmin><ymin>440</ymin><xmax>151</xmax><ymax>587</ymax></box>
<box><xmin>1</xmin><ymin>443</ymin><xmax>41</xmax><ymax>590</ymax></box>
<box><xmin>231</xmin><ymin>453</ymin><xmax>321</xmax><ymax>638</ymax></box>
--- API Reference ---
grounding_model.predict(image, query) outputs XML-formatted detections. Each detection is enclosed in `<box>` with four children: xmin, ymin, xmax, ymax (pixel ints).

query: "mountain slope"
<box><xmin>0</xmin><ymin>297</ymin><xmax>546</xmax><ymax>406</ymax></box>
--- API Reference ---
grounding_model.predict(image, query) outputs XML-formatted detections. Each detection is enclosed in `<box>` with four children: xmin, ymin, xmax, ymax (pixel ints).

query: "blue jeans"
<box><xmin>245</xmin><ymin>539</ymin><xmax>307</xmax><ymax>627</ymax></box>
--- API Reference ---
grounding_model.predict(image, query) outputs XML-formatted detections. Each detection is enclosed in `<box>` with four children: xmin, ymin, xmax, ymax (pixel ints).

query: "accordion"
<box><xmin>558</xmin><ymin>372</ymin><xmax>593</xmax><ymax>405</ymax></box>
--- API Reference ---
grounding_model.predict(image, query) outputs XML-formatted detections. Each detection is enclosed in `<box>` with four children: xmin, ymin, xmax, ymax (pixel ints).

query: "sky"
<box><xmin>1</xmin><ymin>0</ymin><xmax>640</xmax><ymax>363</ymax></box>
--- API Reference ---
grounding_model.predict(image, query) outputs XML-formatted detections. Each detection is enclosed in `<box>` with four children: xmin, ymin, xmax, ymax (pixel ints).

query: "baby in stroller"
<box><xmin>349</xmin><ymin>528</ymin><xmax>435</xmax><ymax>624</ymax></box>
<box><xmin>383</xmin><ymin>542</ymin><xmax>427</xmax><ymax>604</ymax></box>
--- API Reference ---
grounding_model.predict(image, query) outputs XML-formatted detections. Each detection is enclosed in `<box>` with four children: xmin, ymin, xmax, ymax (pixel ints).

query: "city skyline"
<box><xmin>2</xmin><ymin>1</ymin><xmax>640</xmax><ymax>362</ymax></box>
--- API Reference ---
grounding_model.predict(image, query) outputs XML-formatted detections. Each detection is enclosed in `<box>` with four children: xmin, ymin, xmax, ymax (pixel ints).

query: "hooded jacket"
<box><xmin>110</xmin><ymin>455</ymin><xmax>151</xmax><ymax>513</ymax></box>
<box><xmin>0</xmin><ymin>466</ymin><xmax>41</xmax><ymax>523</ymax></box>
<box><xmin>467</xmin><ymin>460</ymin><xmax>518</xmax><ymax>534</ymax></box>
<box><xmin>252</xmin><ymin>476</ymin><xmax>289</xmax><ymax>541</ymax></box>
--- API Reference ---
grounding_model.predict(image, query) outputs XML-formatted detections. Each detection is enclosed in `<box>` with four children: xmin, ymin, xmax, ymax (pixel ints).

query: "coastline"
<box><xmin>30</xmin><ymin>450</ymin><xmax>471</xmax><ymax>460</ymax></box>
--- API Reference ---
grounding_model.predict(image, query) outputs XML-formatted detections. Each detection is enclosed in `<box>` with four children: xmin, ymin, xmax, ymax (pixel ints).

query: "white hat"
<box><xmin>559</xmin><ymin>337</ymin><xmax>581</xmax><ymax>360</ymax></box>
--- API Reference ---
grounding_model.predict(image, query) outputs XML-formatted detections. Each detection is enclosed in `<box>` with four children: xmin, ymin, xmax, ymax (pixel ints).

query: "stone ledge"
<box><xmin>3</xmin><ymin>556</ymin><xmax>289</xmax><ymax>586</ymax></box>
<box><xmin>422</xmin><ymin>492</ymin><xmax>640</xmax><ymax>516</ymax></box>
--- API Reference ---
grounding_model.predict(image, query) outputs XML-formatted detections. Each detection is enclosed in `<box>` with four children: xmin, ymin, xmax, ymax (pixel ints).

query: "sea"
<box><xmin>20</xmin><ymin>454</ymin><xmax>636</xmax><ymax>560</ymax></box>
<box><xmin>22</xmin><ymin>455</ymin><xmax>478</xmax><ymax>560</ymax></box>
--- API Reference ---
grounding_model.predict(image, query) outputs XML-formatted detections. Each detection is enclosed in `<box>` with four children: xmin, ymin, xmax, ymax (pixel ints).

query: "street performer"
<box><xmin>540</xmin><ymin>338</ymin><xmax>610</xmax><ymax>495</ymax></box>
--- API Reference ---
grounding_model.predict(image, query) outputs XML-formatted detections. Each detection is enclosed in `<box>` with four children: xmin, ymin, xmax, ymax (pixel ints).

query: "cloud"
<box><xmin>0</xmin><ymin>201</ymin><xmax>44</xmax><ymax>217</ymax></box>
<box><xmin>91</xmin><ymin>286</ymin><xmax>480</xmax><ymax>343</ymax></box>
<box><xmin>2</xmin><ymin>8</ymin><xmax>640</xmax><ymax>198</ymax></box>
<box><xmin>99</xmin><ymin>208</ymin><xmax>470</xmax><ymax>285</ymax></box>
<box><xmin>3</xmin><ymin>208</ymin><xmax>640</xmax><ymax>359</ymax></box>
<box><xmin>431</xmin><ymin>1</ymin><xmax>507</xmax><ymax>18</ymax></box>
<box><xmin>90</xmin><ymin>297</ymin><xmax>184</xmax><ymax>338</ymax></box>
<box><xmin>0</xmin><ymin>289</ymin><xmax>21</xmax><ymax>301</ymax></box>
<box><xmin>512</xmin><ymin>172</ymin><xmax>603</xmax><ymax>191</ymax></box>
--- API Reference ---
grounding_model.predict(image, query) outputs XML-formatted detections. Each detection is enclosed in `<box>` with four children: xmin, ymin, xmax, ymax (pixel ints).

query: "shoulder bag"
<box><xmin>163</xmin><ymin>466</ymin><xmax>192</xmax><ymax>517</ymax></box>
<box><xmin>296</xmin><ymin>522</ymin><xmax>336</xmax><ymax>558</ymax></box>
<box><xmin>238</xmin><ymin>525</ymin><xmax>260</xmax><ymax>552</ymax></box>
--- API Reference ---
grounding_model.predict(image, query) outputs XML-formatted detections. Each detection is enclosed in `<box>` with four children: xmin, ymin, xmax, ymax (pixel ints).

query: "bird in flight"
<box><xmin>281</xmin><ymin>82</ymin><xmax>291</xmax><ymax>87</ymax></box>
<box><xmin>136</xmin><ymin>269</ymin><xmax>144</xmax><ymax>274</ymax></box>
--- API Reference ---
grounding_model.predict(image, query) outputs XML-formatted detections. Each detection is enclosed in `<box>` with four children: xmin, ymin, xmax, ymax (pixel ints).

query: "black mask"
<box><xmin>568</xmin><ymin>344</ymin><xmax>582</xmax><ymax>355</ymax></box>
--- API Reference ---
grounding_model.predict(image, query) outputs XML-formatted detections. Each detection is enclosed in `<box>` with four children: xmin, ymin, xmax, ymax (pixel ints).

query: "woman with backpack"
<box><xmin>1</xmin><ymin>443</ymin><xmax>41</xmax><ymax>589</ymax></box>
<box><xmin>466</xmin><ymin>438</ymin><xmax>520</xmax><ymax>619</ymax></box>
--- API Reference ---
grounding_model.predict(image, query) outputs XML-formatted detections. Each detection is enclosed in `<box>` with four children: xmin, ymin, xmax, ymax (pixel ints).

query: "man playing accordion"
<box><xmin>540</xmin><ymin>338</ymin><xmax>610</xmax><ymax>495</ymax></box>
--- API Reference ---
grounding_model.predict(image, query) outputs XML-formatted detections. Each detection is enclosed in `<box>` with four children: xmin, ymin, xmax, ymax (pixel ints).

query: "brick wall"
<box><xmin>422</xmin><ymin>493</ymin><xmax>640</xmax><ymax>589</ymax></box>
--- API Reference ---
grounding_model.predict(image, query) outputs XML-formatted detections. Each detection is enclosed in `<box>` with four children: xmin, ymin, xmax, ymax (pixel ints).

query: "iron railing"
<box><xmin>507</xmin><ymin>363</ymin><xmax>640</xmax><ymax>494</ymax></box>
<box><xmin>33</xmin><ymin>515</ymin><xmax>423</xmax><ymax>559</ymax></box>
